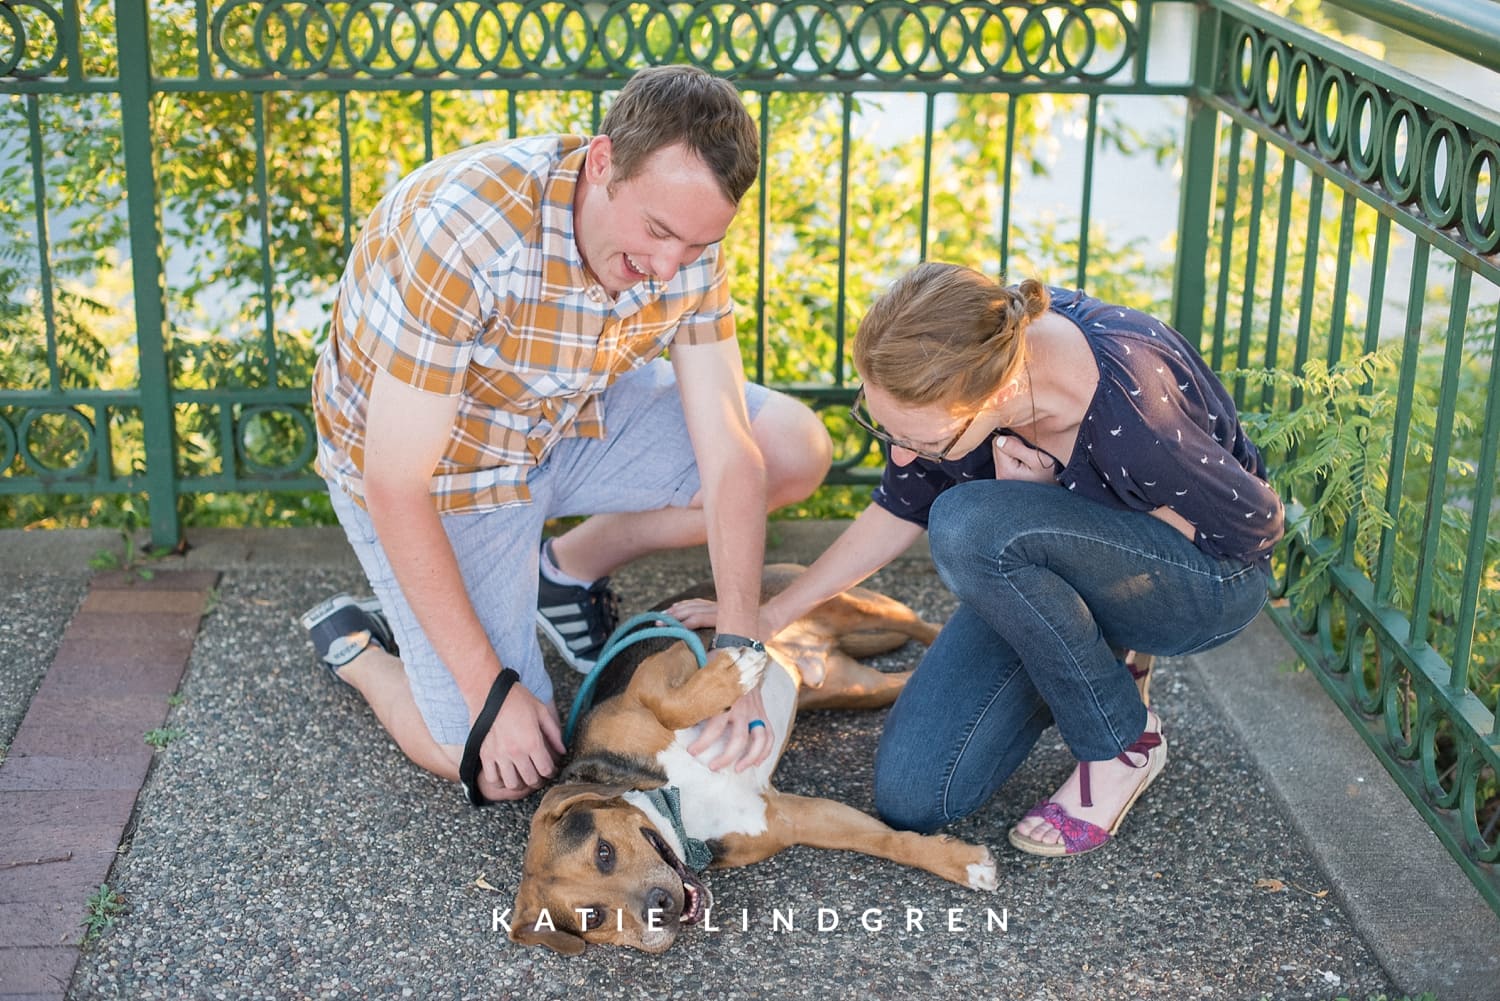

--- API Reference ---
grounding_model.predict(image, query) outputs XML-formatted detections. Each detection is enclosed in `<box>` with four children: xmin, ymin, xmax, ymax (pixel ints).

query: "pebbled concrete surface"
<box><xmin>0</xmin><ymin>571</ymin><xmax>91</xmax><ymax>761</ymax></box>
<box><xmin>3</xmin><ymin>526</ymin><xmax>1494</xmax><ymax>1000</ymax></box>
<box><xmin>65</xmin><ymin>556</ymin><xmax>1393</xmax><ymax>1000</ymax></box>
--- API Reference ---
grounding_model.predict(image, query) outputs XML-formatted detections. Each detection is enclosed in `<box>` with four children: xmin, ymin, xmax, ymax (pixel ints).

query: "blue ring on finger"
<box><xmin>747</xmin><ymin>719</ymin><xmax>767</xmax><ymax>731</ymax></box>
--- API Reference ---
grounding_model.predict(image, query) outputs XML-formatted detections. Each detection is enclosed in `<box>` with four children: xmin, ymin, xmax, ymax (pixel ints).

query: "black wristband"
<box><xmin>459</xmin><ymin>668</ymin><xmax>521</xmax><ymax>808</ymax></box>
<box><xmin>711</xmin><ymin>633</ymin><xmax>765</xmax><ymax>653</ymax></box>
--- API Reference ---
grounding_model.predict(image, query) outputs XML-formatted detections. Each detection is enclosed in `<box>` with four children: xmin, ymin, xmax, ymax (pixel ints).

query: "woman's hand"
<box><xmin>992</xmin><ymin>433</ymin><xmax>1058</xmax><ymax>483</ymax></box>
<box><xmin>688</xmin><ymin>686</ymin><xmax>775</xmax><ymax>772</ymax></box>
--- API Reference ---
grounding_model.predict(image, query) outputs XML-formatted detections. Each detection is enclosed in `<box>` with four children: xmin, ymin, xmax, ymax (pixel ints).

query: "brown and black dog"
<box><xmin>509</xmin><ymin>565</ymin><xmax>997</xmax><ymax>954</ymax></box>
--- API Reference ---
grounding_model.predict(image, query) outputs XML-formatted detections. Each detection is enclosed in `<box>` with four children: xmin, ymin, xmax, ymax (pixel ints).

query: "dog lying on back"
<box><xmin>510</xmin><ymin>565</ymin><xmax>997</xmax><ymax>954</ymax></box>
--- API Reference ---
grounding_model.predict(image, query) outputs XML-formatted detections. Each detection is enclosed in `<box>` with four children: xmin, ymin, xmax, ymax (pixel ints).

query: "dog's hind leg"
<box><xmin>809</xmin><ymin>586</ymin><xmax>941</xmax><ymax>658</ymax></box>
<box><xmin>795</xmin><ymin>651</ymin><xmax>909</xmax><ymax>711</ymax></box>
<box><xmin>713</xmin><ymin>792</ymin><xmax>996</xmax><ymax>891</ymax></box>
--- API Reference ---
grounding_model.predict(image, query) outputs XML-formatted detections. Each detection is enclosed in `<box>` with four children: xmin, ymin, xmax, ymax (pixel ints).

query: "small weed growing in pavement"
<box><xmin>89</xmin><ymin>529</ymin><xmax>166</xmax><ymax>581</ymax></box>
<box><xmin>82</xmin><ymin>884</ymin><xmax>126</xmax><ymax>943</ymax></box>
<box><xmin>166</xmin><ymin>693</ymin><xmax>185</xmax><ymax>708</ymax></box>
<box><xmin>144</xmin><ymin>727</ymin><xmax>186</xmax><ymax>749</ymax></box>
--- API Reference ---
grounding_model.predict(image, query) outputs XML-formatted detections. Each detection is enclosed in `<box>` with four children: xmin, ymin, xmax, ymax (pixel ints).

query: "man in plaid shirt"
<box><xmin>304</xmin><ymin>66</ymin><xmax>831</xmax><ymax>805</ymax></box>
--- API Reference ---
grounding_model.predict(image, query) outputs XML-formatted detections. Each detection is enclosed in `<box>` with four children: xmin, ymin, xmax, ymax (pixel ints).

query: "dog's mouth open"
<box><xmin>641</xmin><ymin>827</ymin><xmax>712</xmax><ymax>925</ymax></box>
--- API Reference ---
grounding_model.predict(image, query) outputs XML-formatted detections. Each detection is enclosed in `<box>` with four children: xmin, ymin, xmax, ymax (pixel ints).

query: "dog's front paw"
<box><xmin>710</xmin><ymin>645</ymin><xmax>768</xmax><ymax>693</ymax></box>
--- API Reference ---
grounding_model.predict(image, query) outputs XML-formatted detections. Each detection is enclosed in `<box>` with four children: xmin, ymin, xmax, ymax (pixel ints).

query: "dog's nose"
<box><xmin>644</xmin><ymin>886</ymin><xmax>676</xmax><ymax>922</ymax></box>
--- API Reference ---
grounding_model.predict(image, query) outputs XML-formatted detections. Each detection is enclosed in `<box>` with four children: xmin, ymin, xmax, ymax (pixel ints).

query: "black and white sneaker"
<box><xmin>300</xmin><ymin>592</ymin><xmax>398</xmax><ymax>687</ymax></box>
<box><xmin>536</xmin><ymin>569</ymin><xmax>619</xmax><ymax>674</ymax></box>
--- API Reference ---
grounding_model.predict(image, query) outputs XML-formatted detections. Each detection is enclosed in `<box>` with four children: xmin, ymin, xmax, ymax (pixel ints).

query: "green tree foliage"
<box><xmin>1</xmin><ymin>1</ymin><xmax>1178</xmax><ymax>529</ymax></box>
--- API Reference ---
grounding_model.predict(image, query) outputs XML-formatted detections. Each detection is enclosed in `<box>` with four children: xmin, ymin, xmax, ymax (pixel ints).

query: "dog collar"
<box><xmin>641</xmin><ymin>786</ymin><xmax>713</xmax><ymax>872</ymax></box>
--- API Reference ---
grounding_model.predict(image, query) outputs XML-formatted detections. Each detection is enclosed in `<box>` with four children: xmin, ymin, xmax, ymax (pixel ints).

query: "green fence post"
<box><xmin>115</xmin><ymin>0</ymin><xmax>180</xmax><ymax>549</ymax></box>
<box><xmin>1172</xmin><ymin>2</ymin><xmax>1222</xmax><ymax>349</ymax></box>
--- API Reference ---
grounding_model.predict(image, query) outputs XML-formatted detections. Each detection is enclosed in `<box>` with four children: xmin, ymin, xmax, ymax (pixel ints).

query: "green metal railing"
<box><xmin>1177</xmin><ymin>0</ymin><xmax>1500</xmax><ymax>913</ymax></box>
<box><xmin>2</xmin><ymin>0</ymin><xmax>1497</xmax><ymax>910</ymax></box>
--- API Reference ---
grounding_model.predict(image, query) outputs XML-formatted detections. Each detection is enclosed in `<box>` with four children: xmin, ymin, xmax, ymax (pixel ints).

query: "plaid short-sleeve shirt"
<box><xmin>312</xmin><ymin>134</ymin><xmax>736</xmax><ymax>513</ymax></box>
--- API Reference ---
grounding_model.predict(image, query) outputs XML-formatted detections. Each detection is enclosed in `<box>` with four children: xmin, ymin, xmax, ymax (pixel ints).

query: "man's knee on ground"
<box><xmin>752</xmin><ymin>392</ymin><xmax>832</xmax><ymax>507</ymax></box>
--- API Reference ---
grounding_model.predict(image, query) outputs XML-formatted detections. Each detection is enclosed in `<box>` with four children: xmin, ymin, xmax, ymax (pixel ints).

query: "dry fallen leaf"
<box><xmin>474</xmin><ymin>876</ymin><xmax>500</xmax><ymax>894</ymax></box>
<box><xmin>1255</xmin><ymin>877</ymin><xmax>1287</xmax><ymax>892</ymax></box>
<box><xmin>1291</xmin><ymin>882</ymin><xmax>1330</xmax><ymax>898</ymax></box>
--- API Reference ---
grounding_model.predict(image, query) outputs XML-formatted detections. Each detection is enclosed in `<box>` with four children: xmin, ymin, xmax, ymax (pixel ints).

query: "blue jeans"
<box><xmin>873</xmin><ymin>480</ymin><xmax>1269</xmax><ymax>833</ymax></box>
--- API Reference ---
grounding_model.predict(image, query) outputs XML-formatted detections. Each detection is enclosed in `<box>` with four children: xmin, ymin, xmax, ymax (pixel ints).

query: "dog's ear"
<box><xmin>531</xmin><ymin>782</ymin><xmax>630</xmax><ymax>827</ymax></box>
<box><xmin>509</xmin><ymin>906</ymin><xmax>587</xmax><ymax>955</ymax></box>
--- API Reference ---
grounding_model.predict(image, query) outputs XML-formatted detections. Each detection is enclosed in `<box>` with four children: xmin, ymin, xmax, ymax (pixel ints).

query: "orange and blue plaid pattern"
<box><xmin>312</xmin><ymin>135</ymin><xmax>734</xmax><ymax>513</ymax></box>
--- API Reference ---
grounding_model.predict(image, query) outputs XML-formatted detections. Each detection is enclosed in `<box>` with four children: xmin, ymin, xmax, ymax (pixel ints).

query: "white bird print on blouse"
<box><xmin>1110</xmin><ymin>426</ymin><xmax>1123</xmax><ymax>436</ymax></box>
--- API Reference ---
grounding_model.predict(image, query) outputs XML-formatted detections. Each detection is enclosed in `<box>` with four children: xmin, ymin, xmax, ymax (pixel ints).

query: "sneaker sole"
<box><xmin>300</xmin><ymin>593</ymin><xmax>357</xmax><ymax>631</ymax></box>
<box><xmin>534</xmin><ymin>611</ymin><xmax>597</xmax><ymax>675</ymax></box>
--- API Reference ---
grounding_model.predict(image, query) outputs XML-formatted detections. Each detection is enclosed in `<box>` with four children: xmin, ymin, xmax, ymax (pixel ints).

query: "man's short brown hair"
<box><xmin>599</xmin><ymin>65</ymin><xmax>759</xmax><ymax>204</ymax></box>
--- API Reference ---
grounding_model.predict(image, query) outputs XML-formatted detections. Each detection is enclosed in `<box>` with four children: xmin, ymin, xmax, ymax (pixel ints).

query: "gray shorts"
<box><xmin>328</xmin><ymin>359</ymin><xmax>771</xmax><ymax>745</ymax></box>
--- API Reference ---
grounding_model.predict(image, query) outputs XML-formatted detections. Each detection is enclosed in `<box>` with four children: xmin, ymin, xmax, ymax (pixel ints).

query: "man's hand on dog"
<box><xmin>481</xmin><ymin>686</ymin><xmax>566</xmax><ymax>797</ymax></box>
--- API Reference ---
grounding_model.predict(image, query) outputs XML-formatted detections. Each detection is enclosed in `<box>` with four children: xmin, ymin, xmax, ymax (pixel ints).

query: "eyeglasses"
<box><xmin>848</xmin><ymin>386</ymin><xmax>979</xmax><ymax>463</ymax></box>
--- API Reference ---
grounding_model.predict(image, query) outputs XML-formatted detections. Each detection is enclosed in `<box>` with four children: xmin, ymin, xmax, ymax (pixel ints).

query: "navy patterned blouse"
<box><xmin>871</xmin><ymin>287</ymin><xmax>1284</xmax><ymax>566</ymax></box>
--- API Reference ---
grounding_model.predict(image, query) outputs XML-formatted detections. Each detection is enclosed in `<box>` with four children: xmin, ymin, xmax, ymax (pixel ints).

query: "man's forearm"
<box><xmin>699</xmin><ymin>444</ymin><xmax>768</xmax><ymax>639</ymax></box>
<box><xmin>364</xmin><ymin>483</ymin><xmax>501</xmax><ymax>716</ymax></box>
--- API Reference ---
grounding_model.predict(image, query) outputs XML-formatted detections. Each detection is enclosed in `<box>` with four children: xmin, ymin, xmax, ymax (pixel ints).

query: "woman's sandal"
<box><xmin>1008</xmin><ymin>714</ymin><xmax>1167</xmax><ymax>858</ymax></box>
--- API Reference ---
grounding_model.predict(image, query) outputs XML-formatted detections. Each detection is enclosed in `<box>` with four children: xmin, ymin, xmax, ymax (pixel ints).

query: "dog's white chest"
<box><xmin>655</xmin><ymin>658</ymin><xmax>798</xmax><ymax>841</ymax></box>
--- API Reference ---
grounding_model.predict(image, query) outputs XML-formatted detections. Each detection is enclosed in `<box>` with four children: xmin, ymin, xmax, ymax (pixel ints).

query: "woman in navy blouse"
<box><xmin>674</xmin><ymin>261</ymin><xmax>1282</xmax><ymax>856</ymax></box>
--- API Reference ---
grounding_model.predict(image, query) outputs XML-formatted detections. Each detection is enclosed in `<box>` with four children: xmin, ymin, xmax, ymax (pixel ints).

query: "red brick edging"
<box><xmin>0</xmin><ymin>569</ymin><xmax>218</xmax><ymax>1001</ymax></box>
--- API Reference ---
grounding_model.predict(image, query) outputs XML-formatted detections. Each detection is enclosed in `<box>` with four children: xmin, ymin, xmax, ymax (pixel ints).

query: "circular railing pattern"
<box><xmin>207</xmin><ymin>0</ymin><xmax>1139</xmax><ymax>83</ymax></box>
<box><xmin>235</xmin><ymin>403</ymin><xmax>317</xmax><ymax>476</ymax></box>
<box><xmin>0</xmin><ymin>0</ymin><xmax>68</xmax><ymax>79</ymax></box>
<box><xmin>13</xmin><ymin>406</ymin><xmax>98</xmax><ymax>477</ymax></box>
<box><xmin>1221</xmin><ymin>17</ymin><xmax>1498</xmax><ymax>255</ymax></box>
<box><xmin>1279</xmin><ymin>534</ymin><xmax>1499</xmax><ymax>869</ymax></box>
<box><xmin>0</xmin><ymin>412</ymin><xmax>19</xmax><ymax>473</ymax></box>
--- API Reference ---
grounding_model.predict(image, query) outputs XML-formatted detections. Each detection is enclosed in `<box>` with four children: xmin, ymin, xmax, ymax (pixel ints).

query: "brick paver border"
<box><xmin>0</xmin><ymin>569</ymin><xmax>219</xmax><ymax>1001</ymax></box>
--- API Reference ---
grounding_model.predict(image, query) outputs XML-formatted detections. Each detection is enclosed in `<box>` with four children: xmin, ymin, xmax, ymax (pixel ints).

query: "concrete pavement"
<box><xmin>1</xmin><ymin>526</ymin><xmax>1495</xmax><ymax>1001</ymax></box>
